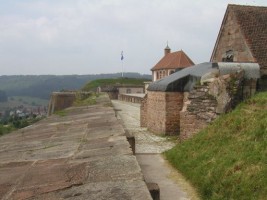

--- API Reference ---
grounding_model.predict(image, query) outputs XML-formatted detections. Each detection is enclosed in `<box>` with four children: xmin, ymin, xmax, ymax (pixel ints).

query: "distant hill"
<box><xmin>0</xmin><ymin>73</ymin><xmax>151</xmax><ymax>99</ymax></box>
<box><xmin>82</xmin><ymin>77</ymin><xmax>150</xmax><ymax>91</ymax></box>
<box><xmin>165</xmin><ymin>92</ymin><xmax>267</xmax><ymax>199</ymax></box>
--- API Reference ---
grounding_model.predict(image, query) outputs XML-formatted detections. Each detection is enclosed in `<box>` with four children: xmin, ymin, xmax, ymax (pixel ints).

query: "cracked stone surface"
<box><xmin>0</xmin><ymin>94</ymin><xmax>152</xmax><ymax>200</ymax></box>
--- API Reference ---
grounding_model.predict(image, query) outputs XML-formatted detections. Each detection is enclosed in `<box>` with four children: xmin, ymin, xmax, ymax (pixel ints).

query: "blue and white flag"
<box><xmin>121</xmin><ymin>51</ymin><xmax>124</xmax><ymax>60</ymax></box>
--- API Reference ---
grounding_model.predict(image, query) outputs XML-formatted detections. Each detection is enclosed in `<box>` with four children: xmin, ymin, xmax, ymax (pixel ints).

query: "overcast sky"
<box><xmin>0</xmin><ymin>0</ymin><xmax>267</xmax><ymax>75</ymax></box>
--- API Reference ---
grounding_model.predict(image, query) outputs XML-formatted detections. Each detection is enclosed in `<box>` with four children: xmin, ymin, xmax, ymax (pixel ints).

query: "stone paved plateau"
<box><xmin>0</xmin><ymin>95</ymin><xmax>152</xmax><ymax>200</ymax></box>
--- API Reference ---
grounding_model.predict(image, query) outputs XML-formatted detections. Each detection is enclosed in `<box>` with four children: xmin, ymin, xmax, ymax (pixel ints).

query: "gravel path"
<box><xmin>112</xmin><ymin>100</ymin><xmax>199</xmax><ymax>200</ymax></box>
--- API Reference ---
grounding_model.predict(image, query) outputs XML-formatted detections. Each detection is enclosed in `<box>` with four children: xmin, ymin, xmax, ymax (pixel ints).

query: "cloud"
<box><xmin>0</xmin><ymin>0</ymin><xmax>267</xmax><ymax>75</ymax></box>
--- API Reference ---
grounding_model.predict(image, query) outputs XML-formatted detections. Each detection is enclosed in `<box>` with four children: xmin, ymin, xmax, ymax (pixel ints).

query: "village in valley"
<box><xmin>0</xmin><ymin>3</ymin><xmax>266</xmax><ymax>200</ymax></box>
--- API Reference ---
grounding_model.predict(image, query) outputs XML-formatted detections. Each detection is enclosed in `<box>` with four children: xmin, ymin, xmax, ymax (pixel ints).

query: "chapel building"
<box><xmin>151</xmin><ymin>45</ymin><xmax>194</xmax><ymax>82</ymax></box>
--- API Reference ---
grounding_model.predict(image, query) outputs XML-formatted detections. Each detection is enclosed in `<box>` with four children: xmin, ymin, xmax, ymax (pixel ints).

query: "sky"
<box><xmin>0</xmin><ymin>0</ymin><xmax>267</xmax><ymax>75</ymax></box>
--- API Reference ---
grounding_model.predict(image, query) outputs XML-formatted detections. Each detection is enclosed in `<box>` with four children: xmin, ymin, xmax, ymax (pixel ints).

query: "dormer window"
<box><xmin>222</xmin><ymin>50</ymin><xmax>234</xmax><ymax>62</ymax></box>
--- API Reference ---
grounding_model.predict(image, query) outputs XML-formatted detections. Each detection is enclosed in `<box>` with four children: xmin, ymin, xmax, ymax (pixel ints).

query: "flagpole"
<box><xmin>121</xmin><ymin>51</ymin><xmax>124</xmax><ymax>78</ymax></box>
<box><xmin>122</xmin><ymin>60</ymin><xmax>124</xmax><ymax>78</ymax></box>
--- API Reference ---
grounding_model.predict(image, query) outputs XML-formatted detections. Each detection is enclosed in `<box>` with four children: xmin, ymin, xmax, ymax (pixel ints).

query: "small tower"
<box><xmin>164</xmin><ymin>44</ymin><xmax>171</xmax><ymax>56</ymax></box>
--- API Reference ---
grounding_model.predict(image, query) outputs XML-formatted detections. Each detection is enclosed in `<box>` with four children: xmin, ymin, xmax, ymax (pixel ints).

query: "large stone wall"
<box><xmin>180</xmin><ymin>89</ymin><xmax>218</xmax><ymax>141</ymax></box>
<box><xmin>180</xmin><ymin>72</ymin><xmax>251</xmax><ymax>141</ymax></box>
<box><xmin>145</xmin><ymin>91</ymin><xmax>183</xmax><ymax>135</ymax></box>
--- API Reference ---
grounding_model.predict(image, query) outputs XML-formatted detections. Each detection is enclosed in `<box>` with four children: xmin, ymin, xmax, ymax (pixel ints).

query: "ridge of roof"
<box><xmin>228</xmin><ymin>4</ymin><xmax>267</xmax><ymax>8</ymax></box>
<box><xmin>151</xmin><ymin>50</ymin><xmax>194</xmax><ymax>71</ymax></box>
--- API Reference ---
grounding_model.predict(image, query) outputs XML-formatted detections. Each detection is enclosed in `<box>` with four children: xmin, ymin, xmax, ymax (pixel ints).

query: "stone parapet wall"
<box><xmin>118</xmin><ymin>94</ymin><xmax>144</xmax><ymax>104</ymax></box>
<box><xmin>47</xmin><ymin>92</ymin><xmax>76</xmax><ymax>116</ymax></box>
<box><xmin>140</xmin><ymin>94</ymin><xmax>147</xmax><ymax>127</ymax></box>
<box><xmin>147</xmin><ymin>91</ymin><xmax>166</xmax><ymax>134</ymax></box>
<box><xmin>47</xmin><ymin>91</ymin><xmax>91</xmax><ymax>116</ymax></box>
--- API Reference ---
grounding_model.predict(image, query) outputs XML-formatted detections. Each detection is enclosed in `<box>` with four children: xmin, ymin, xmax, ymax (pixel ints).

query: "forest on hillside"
<box><xmin>0</xmin><ymin>73</ymin><xmax>151</xmax><ymax>100</ymax></box>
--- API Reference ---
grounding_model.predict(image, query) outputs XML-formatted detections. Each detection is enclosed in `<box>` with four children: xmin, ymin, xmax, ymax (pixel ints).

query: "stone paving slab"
<box><xmin>0</xmin><ymin>94</ymin><xmax>152</xmax><ymax>200</ymax></box>
<box><xmin>27</xmin><ymin>180</ymin><xmax>151</xmax><ymax>200</ymax></box>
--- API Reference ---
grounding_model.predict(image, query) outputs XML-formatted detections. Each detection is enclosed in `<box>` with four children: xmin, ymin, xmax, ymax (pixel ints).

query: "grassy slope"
<box><xmin>165</xmin><ymin>92</ymin><xmax>267</xmax><ymax>200</ymax></box>
<box><xmin>82</xmin><ymin>78</ymin><xmax>149</xmax><ymax>91</ymax></box>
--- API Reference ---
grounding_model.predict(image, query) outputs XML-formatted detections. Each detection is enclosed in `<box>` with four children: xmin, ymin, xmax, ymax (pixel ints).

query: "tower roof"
<box><xmin>151</xmin><ymin>50</ymin><xmax>194</xmax><ymax>71</ymax></box>
<box><xmin>165</xmin><ymin>44</ymin><xmax>170</xmax><ymax>50</ymax></box>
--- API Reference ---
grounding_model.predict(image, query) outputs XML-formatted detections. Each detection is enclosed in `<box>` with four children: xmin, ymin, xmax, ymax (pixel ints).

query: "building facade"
<box><xmin>151</xmin><ymin>45</ymin><xmax>194</xmax><ymax>82</ymax></box>
<box><xmin>210</xmin><ymin>4</ymin><xmax>267</xmax><ymax>90</ymax></box>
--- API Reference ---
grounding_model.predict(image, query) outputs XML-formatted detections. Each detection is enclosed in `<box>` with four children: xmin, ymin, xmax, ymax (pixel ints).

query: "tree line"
<box><xmin>0</xmin><ymin>73</ymin><xmax>151</xmax><ymax>100</ymax></box>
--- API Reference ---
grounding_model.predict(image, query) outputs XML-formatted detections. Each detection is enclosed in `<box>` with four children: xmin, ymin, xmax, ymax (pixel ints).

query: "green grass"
<box><xmin>165</xmin><ymin>92</ymin><xmax>267</xmax><ymax>200</ymax></box>
<box><xmin>0</xmin><ymin>124</ymin><xmax>16</xmax><ymax>136</ymax></box>
<box><xmin>82</xmin><ymin>77</ymin><xmax>148</xmax><ymax>91</ymax></box>
<box><xmin>73</xmin><ymin>93</ymin><xmax>98</xmax><ymax>106</ymax></box>
<box><xmin>54</xmin><ymin>110</ymin><xmax>67</xmax><ymax>117</ymax></box>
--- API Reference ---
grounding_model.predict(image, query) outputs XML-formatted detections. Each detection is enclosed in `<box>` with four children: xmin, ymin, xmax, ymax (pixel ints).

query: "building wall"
<box><xmin>152</xmin><ymin>69</ymin><xmax>176</xmax><ymax>82</ymax></box>
<box><xmin>146</xmin><ymin>91</ymin><xmax>183</xmax><ymax>135</ymax></box>
<box><xmin>211</xmin><ymin>10</ymin><xmax>255</xmax><ymax>63</ymax></box>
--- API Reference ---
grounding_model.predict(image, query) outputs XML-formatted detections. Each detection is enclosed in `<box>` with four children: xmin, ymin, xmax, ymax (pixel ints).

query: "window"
<box><xmin>169</xmin><ymin>70</ymin><xmax>175</xmax><ymax>75</ymax></box>
<box><xmin>126</xmin><ymin>88</ymin><xmax>131</xmax><ymax>93</ymax></box>
<box><xmin>222</xmin><ymin>50</ymin><xmax>234</xmax><ymax>62</ymax></box>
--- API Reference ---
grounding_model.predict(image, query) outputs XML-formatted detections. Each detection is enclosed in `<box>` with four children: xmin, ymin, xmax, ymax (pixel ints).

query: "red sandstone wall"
<box><xmin>146</xmin><ymin>91</ymin><xmax>183</xmax><ymax>135</ymax></box>
<box><xmin>147</xmin><ymin>91</ymin><xmax>166</xmax><ymax>134</ymax></box>
<box><xmin>180</xmin><ymin>112</ymin><xmax>207</xmax><ymax>141</ymax></box>
<box><xmin>165</xmin><ymin>92</ymin><xmax>184</xmax><ymax>134</ymax></box>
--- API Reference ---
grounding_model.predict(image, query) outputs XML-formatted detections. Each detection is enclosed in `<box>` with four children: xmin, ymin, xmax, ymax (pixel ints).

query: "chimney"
<box><xmin>164</xmin><ymin>44</ymin><xmax>171</xmax><ymax>56</ymax></box>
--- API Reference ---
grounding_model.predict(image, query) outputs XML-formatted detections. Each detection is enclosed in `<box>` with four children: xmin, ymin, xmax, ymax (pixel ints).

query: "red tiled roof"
<box><xmin>231</xmin><ymin>4</ymin><xmax>267</xmax><ymax>68</ymax></box>
<box><xmin>151</xmin><ymin>50</ymin><xmax>194</xmax><ymax>71</ymax></box>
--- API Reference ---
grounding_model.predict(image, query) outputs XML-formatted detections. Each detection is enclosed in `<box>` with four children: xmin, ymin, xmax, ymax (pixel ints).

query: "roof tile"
<box><xmin>151</xmin><ymin>50</ymin><xmax>194</xmax><ymax>71</ymax></box>
<box><xmin>230</xmin><ymin>4</ymin><xmax>267</xmax><ymax>68</ymax></box>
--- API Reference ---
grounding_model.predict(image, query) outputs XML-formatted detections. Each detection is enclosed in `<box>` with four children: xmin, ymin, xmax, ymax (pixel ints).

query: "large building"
<box><xmin>151</xmin><ymin>45</ymin><xmax>194</xmax><ymax>81</ymax></box>
<box><xmin>210</xmin><ymin>4</ymin><xmax>267</xmax><ymax>90</ymax></box>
